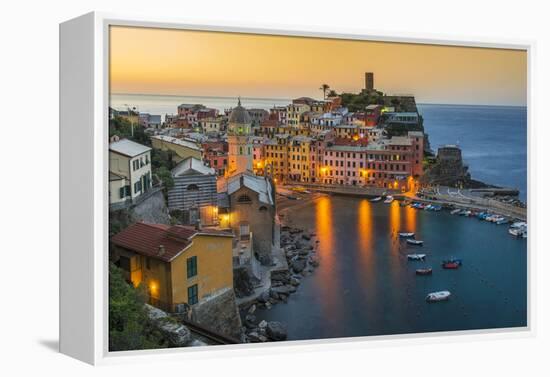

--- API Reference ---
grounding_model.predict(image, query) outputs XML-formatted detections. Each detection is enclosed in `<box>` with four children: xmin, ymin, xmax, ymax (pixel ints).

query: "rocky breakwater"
<box><xmin>240</xmin><ymin>225</ymin><xmax>320</xmax><ymax>342</ymax></box>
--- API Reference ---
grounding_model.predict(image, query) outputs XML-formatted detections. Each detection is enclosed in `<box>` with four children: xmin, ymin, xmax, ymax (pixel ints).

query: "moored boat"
<box><xmin>416</xmin><ymin>268</ymin><xmax>433</xmax><ymax>275</ymax></box>
<box><xmin>407</xmin><ymin>253</ymin><xmax>426</xmax><ymax>261</ymax></box>
<box><xmin>442</xmin><ymin>261</ymin><xmax>460</xmax><ymax>269</ymax></box>
<box><xmin>399</xmin><ymin>232</ymin><xmax>415</xmax><ymax>238</ymax></box>
<box><xmin>450</xmin><ymin>208</ymin><xmax>461</xmax><ymax>215</ymax></box>
<box><xmin>384</xmin><ymin>195</ymin><xmax>394</xmax><ymax>204</ymax></box>
<box><xmin>370</xmin><ymin>196</ymin><xmax>382</xmax><ymax>202</ymax></box>
<box><xmin>442</xmin><ymin>258</ymin><xmax>462</xmax><ymax>266</ymax></box>
<box><xmin>406</xmin><ymin>239</ymin><xmax>424</xmax><ymax>246</ymax></box>
<box><xmin>426</xmin><ymin>291</ymin><xmax>451</xmax><ymax>302</ymax></box>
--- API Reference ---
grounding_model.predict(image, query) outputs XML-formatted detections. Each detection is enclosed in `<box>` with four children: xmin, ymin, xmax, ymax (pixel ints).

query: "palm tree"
<box><xmin>319</xmin><ymin>84</ymin><xmax>330</xmax><ymax>99</ymax></box>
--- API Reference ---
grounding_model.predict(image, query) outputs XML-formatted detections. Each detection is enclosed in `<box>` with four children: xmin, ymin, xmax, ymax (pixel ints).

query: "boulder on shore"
<box><xmin>266</xmin><ymin>321</ymin><xmax>287</xmax><ymax>341</ymax></box>
<box><xmin>291</xmin><ymin>259</ymin><xmax>307</xmax><ymax>273</ymax></box>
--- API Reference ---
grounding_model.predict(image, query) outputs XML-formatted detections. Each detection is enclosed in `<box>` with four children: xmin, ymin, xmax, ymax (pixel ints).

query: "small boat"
<box><xmin>407</xmin><ymin>254</ymin><xmax>426</xmax><ymax>261</ymax></box>
<box><xmin>432</xmin><ymin>205</ymin><xmax>442</xmax><ymax>211</ymax></box>
<box><xmin>406</xmin><ymin>239</ymin><xmax>424</xmax><ymax>246</ymax></box>
<box><xmin>286</xmin><ymin>195</ymin><xmax>299</xmax><ymax>200</ymax></box>
<box><xmin>426</xmin><ymin>291</ymin><xmax>451</xmax><ymax>302</ymax></box>
<box><xmin>510</xmin><ymin>221</ymin><xmax>527</xmax><ymax>229</ymax></box>
<box><xmin>370</xmin><ymin>196</ymin><xmax>382</xmax><ymax>202</ymax></box>
<box><xmin>450</xmin><ymin>209</ymin><xmax>461</xmax><ymax>215</ymax></box>
<box><xmin>496</xmin><ymin>218</ymin><xmax>509</xmax><ymax>225</ymax></box>
<box><xmin>442</xmin><ymin>261</ymin><xmax>460</xmax><ymax>269</ymax></box>
<box><xmin>416</xmin><ymin>268</ymin><xmax>433</xmax><ymax>275</ymax></box>
<box><xmin>442</xmin><ymin>258</ymin><xmax>462</xmax><ymax>266</ymax></box>
<box><xmin>384</xmin><ymin>195</ymin><xmax>394</xmax><ymax>204</ymax></box>
<box><xmin>399</xmin><ymin>232</ymin><xmax>415</xmax><ymax>238</ymax></box>
<box><xmin>460</xmin><ymin>210</ymin><xmax>472</xmax><ymax>216</ymax></box>
<box><xmin>477</xmin><ymin>212</ymin><xmax>488</xmax><ymax>220</ymax></box>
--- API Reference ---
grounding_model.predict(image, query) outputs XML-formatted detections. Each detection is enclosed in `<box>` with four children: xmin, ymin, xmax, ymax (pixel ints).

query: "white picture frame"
<box><xmin>59</xmin><ymin>11</ymin><xmax>534</xmax><ymax>365</ymax></box>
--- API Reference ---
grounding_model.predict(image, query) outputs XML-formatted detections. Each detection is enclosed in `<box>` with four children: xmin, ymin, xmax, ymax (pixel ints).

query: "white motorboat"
<box><xmin>426</xmin><ymin>291</ymin><xmax>451</xmax><ymax>302</ymax></box>
<box><xmin>370</xmin><ymin>196</ymin><xmax>382</xmax><ymax>202</ymax></box>
<box><xmin>407</xmin><ymin>253</ymin><xmax>426</xmax><ymax>261</ymax></box>
<box><xmin>399</xmin><ymin>232</ymin><xmax>415</xmax><ymax>238</ymax></box>
<box><xmin>384</xmin><ymin>195</ymin><xmax>394</xmax><ymax>204</ymax></box>
<box><xmin>406</xmin><ymin>239</ymin><xmax>424</xmax><ymax>246</ymax></box>
<box><xmin>450</xmin><ymin>209</ymin><xmax>461</xmax><ymax>215</ymax></box>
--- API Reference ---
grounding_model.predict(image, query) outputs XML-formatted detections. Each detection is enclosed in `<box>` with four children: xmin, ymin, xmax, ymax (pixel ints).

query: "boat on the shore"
<box><xmin>384</xmin><ymin>195</ymin><xmax>394</xmax><ymax>204</ymax></box>
<box><xmin>426</xmin><ymin>291</ymin><xmax>451</xmax><ymax>302</ymax></box>
<box><xmin>370</xmin><ymin>196</ymin><xmax>382</xmax><ymax>202</ymax></box>
<box><xmin>406</xmin><ymin>239</ymin><xmax>424</xmax><ymax>246</ymax></box>
<box><xmin>416</xmin><ymin>268</ymin><xmax>433</xmax><ymax>275</ymax></box>
<box><xmin>399</xmin><ymin>232</ymin><xmax>415</xmax><ymax>238</ymax></box>
<box><xmin>407</xmin><ymin>254</ymin><xmax>426</xmax><ymax>261</ymax></box>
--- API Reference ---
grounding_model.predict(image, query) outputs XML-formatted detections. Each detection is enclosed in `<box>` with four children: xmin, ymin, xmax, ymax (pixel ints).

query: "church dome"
<box><xmin>228</xmin><ymin>98</ymin><xmax>251</xmax><ymax>124</ymax></box>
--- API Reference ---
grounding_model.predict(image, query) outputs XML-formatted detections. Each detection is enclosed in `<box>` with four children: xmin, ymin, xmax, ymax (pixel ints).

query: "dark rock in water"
<box><xmin>248</xmin><ymin>331</ymin><xmax>267</xmax><ymax>343</ymax></box>
<box><xmin>282</xmin><ymin>225</ymin><xmax>291</xmax><ymax>231</ymax></box>
<box><xmin>272</xmin><ymin>285</ymin><xmax>292</xmax><ymax>295</ymax></box>
<box><xmin>302</xmin><ymin>234</ymin><xmax>311</xmax><ymax>241</ymax></box>
<box><xmin>257</xmin><ymin>291</ymin><xmax>270</xmax><ymax>303</ymax></box>
<box><xmin>291</xmin><ymin>259</ymin><xmax>307</xmax><ymax>273</ymax></box>
<box><xmin>290</xmin><ymin>277</ymin><xmax>301</xmax><ymax>286</ymax></box>
<box><xmin>294</xmin><ymin>241</ymin><xmax>303</xmax><ymax>249</ymax></box>
<box><xmin>298</xmin><ymin>249</ymin><xmax>309</xmax><ymax>256</ymax></box>
<box><xmin>269</xmin><ymin>289</ymin><xmax>280</xmax><ymax>300</ymax></box>
<box><xmin>309</xmin><ymin>256</ymin><xmax>320</xmax><ymax>268</ymax></box>
<box><xmin>266</xmin><ymin>321</ymin><xmax>287</xmax><ymax>341</ymax></box>
<box><xmin>233</xmin><ymin>267</ymin><xmax>255</xmax><ymax>298</ymax></box>
<box><xmin>245</xmin><ymin>314</ymin><xmax>257</xmax><ymax>324</ymax></box>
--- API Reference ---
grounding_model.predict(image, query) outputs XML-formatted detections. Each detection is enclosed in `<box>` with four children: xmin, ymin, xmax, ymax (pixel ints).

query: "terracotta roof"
<box><xmin>111</xmin><ymin>222</ymin><xmax>233</xmax><ymax>262</ymax></box>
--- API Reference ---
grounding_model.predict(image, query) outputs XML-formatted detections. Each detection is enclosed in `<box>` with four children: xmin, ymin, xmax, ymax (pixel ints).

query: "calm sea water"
<box><xmin>256</xmin><ymin>196</ymin><xmax>527</xmax><ymax>340</ymax></box>
<box><xmin>110</xmin><ymin>93</ymin><xmax>290</xmax><ymax>116</ymax></box>
<box><xmin>418</xmin><ymin>104</ymin><xmax>527</xmax><ymax>200</ymax></box>
<box><xmin>111</xmin><ymin>95</ymin><xmax>527</xmax><ymax>199</ymax></box>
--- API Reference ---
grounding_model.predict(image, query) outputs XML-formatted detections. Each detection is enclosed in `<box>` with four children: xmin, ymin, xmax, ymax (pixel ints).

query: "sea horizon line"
<box><xmin>110</xmin><ymin>92</ymin><xmax>527</xmax><ymax>108</ymax></box>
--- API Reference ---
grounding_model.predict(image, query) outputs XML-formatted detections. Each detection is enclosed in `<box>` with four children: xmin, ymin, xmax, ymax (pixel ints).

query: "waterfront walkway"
<box><xmin>282</xmin><ymin>182</ymin><xmax>526</xmax><ymax>221</ymax></box>
<box><xmin>284</xmin><ymin>182</ymin><xmax>398</xmax><ymax>197</ymax></box>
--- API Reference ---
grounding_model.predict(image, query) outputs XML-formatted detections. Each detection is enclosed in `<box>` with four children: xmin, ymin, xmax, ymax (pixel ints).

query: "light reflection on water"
<box><xmin>257</xmin><ymin>195</ymin><xmax>527</xmax><ymax>340</ymax></box>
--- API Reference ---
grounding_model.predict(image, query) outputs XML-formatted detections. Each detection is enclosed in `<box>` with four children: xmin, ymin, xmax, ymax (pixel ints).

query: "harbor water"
<box><xmin>256</xmin><ymin>195</ymin><xmax>527</xmax><ymax>340</ymax></box>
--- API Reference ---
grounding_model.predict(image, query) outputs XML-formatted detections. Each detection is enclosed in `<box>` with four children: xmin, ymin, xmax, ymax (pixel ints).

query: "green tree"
<box><xmin>109</xmin><ymin>264</ymin><xmax>166</xmax><ymax>351</ymax></box>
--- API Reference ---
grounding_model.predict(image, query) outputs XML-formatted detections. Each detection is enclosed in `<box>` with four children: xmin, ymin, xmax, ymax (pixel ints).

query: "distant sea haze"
<box><xmin>110</xmin><ymin>93</ymin><xmax>527</xmax><ymax>200</ymax></box>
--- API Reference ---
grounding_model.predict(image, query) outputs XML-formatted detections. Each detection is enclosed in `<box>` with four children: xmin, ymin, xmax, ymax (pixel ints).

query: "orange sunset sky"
<box><xmin>109</xmin><ymin>26</ymin><xmax>527</xmax><ymax>106</ymax></box>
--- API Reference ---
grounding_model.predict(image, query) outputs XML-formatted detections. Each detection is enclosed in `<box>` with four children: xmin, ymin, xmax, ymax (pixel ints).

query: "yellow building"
<box><xmin>263</xmin><ymin>134</ymin><xmax>291</xmax><ymax>181</ymax></box>
<box><xmin>151</xmin><ymin>135</ymin><xmax>202</xmax><ymax>163</ymax></box>
<box><xmin>111</xmin><ymin>222</ymin><xmax>234</xmax><ymax>312</ymax></box>
<box><xmin>288</xmin><ymin>135</ymin><xmax>313</xmax><ymax>182</ymax></box>
<box><xmin>287</xmin><ymin>103</ymin><xmax>310</xmax><ymax>127</ymax></box>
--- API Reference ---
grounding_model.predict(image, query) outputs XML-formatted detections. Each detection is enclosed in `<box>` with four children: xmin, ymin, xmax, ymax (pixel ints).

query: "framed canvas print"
<box><xmin>60</xmin><ymin>12</ymin><xmax>532</xmax><ymax>365</ymax></box>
